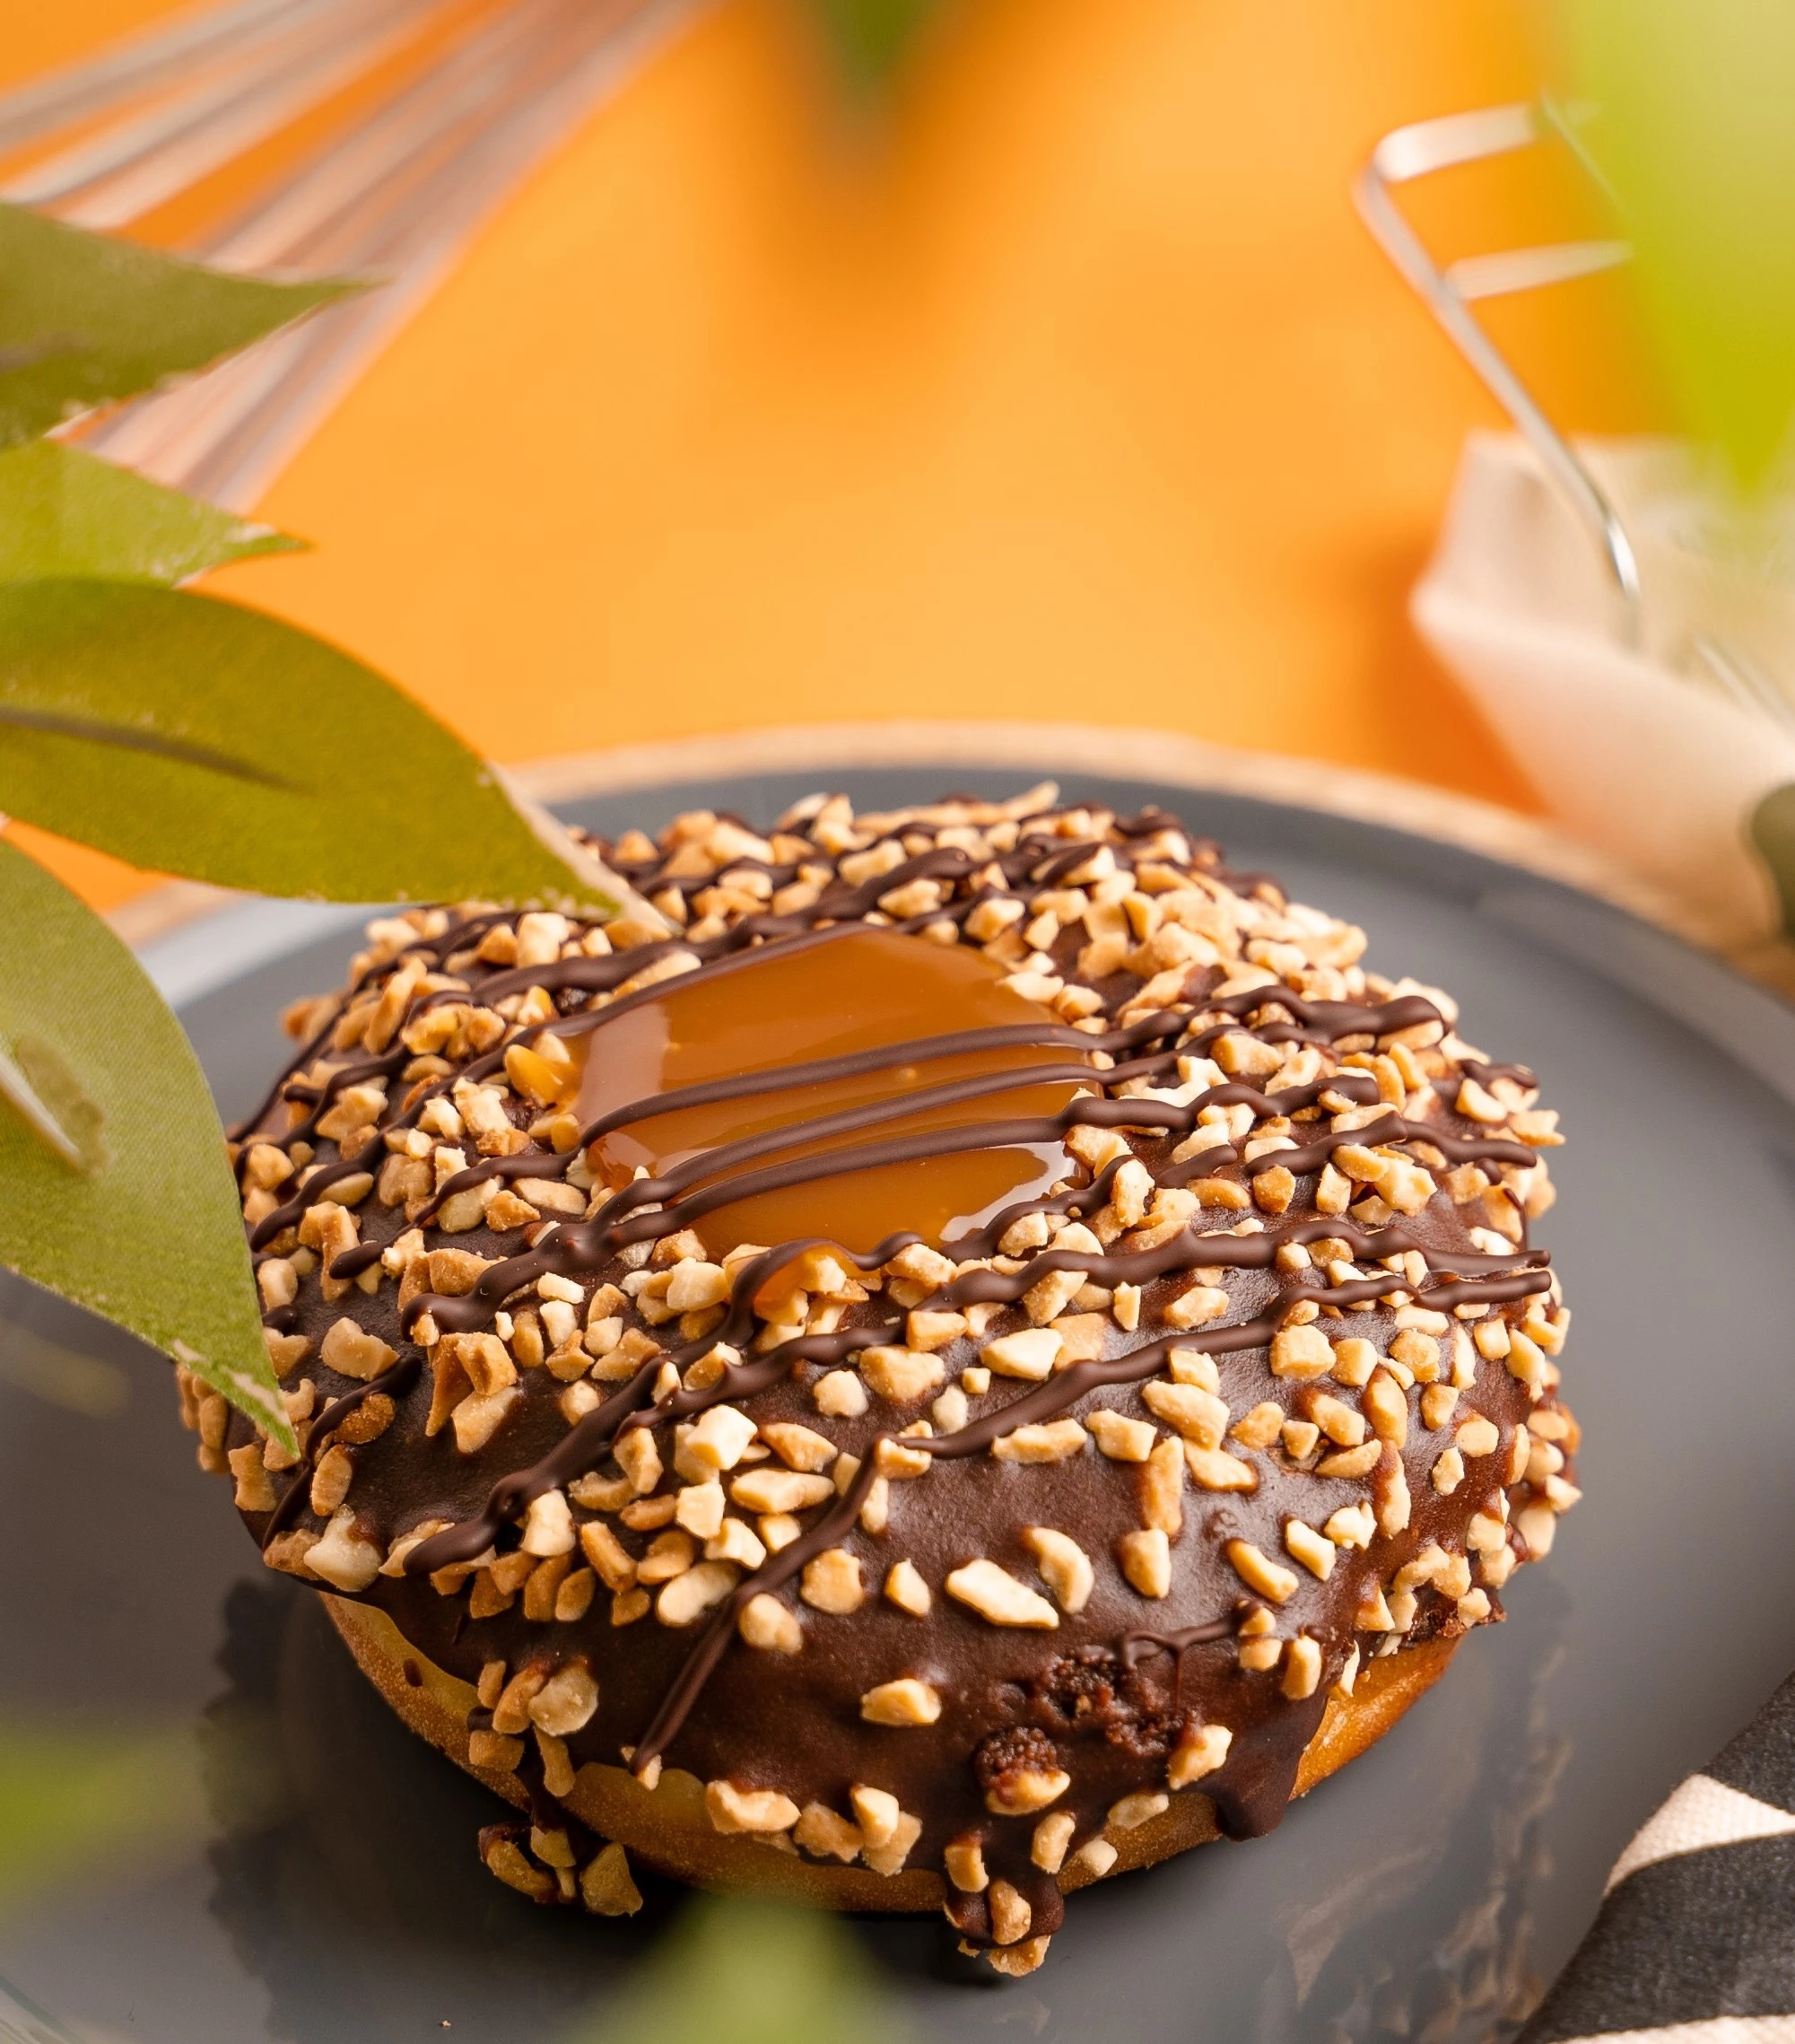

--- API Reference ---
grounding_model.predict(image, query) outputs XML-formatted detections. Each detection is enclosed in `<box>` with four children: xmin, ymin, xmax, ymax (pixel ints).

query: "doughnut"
<box><xmin>178</xmin><ymin>784</ymin><xmax>1579</xmax><ymax>1974</ymax></box>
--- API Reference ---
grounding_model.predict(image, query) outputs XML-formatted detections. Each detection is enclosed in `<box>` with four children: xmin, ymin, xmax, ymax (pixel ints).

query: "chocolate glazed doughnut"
<box><xmin>176</xmin><ymin>784</ymin><xmax>1580</xmax><ymax>1974</ymax></box>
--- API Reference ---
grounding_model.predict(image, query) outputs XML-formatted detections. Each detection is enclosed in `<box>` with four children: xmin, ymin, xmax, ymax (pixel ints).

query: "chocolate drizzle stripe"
<box><xmin>258</xmin><ymin>1353</ymin><xmax>423</xmax><ymax>1548</ymax></box>
<box><xmin>618</xmin><ymin>1246</ymin><xmax>1552</xmax><ymax>1771</ymax></box>
<box><xmin>570</xmin><ymin>1030</ymin><xmax>1170</xmax><ymax>1146</ymax></box>
<box><xmin>627</xmin><ymin>1441</ymin><xmax>888</xmax><ymax>1777</ymax></box>
<box><xmin>405</xmin><ymin>1094</ymin><xmax>1535</xmax><ymax>1342</ymax></box>
<box><xmin>404</xmin><ymin>1236</ymin><xmax>921</xmax><ymax>1575</ymax></box>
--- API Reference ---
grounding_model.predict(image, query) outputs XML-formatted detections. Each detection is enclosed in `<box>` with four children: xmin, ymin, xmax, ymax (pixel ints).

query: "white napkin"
<box><xmin>1413</xmin><ymin>432</ymin><xmax>1795</xmax><ymax>946</ymax></box>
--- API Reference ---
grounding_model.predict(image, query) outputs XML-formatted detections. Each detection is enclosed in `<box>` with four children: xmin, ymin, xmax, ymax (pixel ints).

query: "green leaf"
<box><xmin>0</xmin><ymin>441</ymin><xmax>301</xmax><ymax>585</ymax></box>
<box><xmin>0</xmin><ymin>202</ymin><xmax>355</xmax><ymax>448</ymax></box>
<box><xmin>0</xmin><ymin>580</ymin><xmax>620</xmax><ymax>908</ymax></box>
<box><xmin>0</xmin><ymin>839</ymin><xmax>291</xmax><ymax>1447</ymax></box>
<box><xmin>807</xmin><ymin>0</ymin><xmax>946</xmax><ymax>91</ymax></box>
<box><xmin>1564</xmin><ymin>0</ymin><xmax>1795</xmax><ymax>490</ymax></box>
<box><xmin>571</xmin><ymin>1894</ymin><xmax>902</xmax><ymax>2044</ymax></box>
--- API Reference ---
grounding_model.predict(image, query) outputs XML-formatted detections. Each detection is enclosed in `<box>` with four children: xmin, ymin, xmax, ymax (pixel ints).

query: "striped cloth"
<box><xmin>1519</xmin><ymin>1673</ymin><xmax>1795</xmax><ymax>2044</ymax></box>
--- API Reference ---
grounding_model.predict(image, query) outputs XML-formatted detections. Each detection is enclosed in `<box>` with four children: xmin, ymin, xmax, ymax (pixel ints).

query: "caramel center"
<box><xmin>570</xmin><ymin>927</ymin><xmax>1085</xmax><ymax>1256</ymax></box>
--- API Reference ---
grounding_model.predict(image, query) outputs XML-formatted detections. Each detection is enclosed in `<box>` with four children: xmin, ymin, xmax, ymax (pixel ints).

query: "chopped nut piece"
<box><xmin>1269</xmin><ymin>1324</ymin><xmax>1334</xmax><ymax>1380</ymax></box>
<box><xmin>1308</xmin><ymin>1392</ymin><xmax>1365</xmax><ymax>1446</ymax></box>
<box><xmin>850</xmin><ymin>1784</ymin><xmax>902</xmax><ymax>1847</ymax></box>
<box><xmin>528</xmin><ymin>1662</ymin><xmax>599</xmax><ymax>1735</ymax></box>
<box><xmin>991</xmin><ymin>1419</ymin><xmax>1089</xmax><ymax>1463</ymax></box>
<box><xmin>1475</xmin><ymin>1316</ymin><xmax>1512</xmax><ymax>1361</ymax></box>
<box><xmin>989</xmin><ymin>1880</ymin><xmax>1033</xmax><ymax>1946</ymax></box>
<box><xmin>1024</xmin><ymin>1267</ymin><xmax>1086</xmax><ymax>1327</ymax></box>
<box><xmin>319</xmin><ymin>1317</ymin><xmax>397</xmax><ymax>1383</ymax></box>
<box><xmin>1324</xmin><ymin>1502</ymin><xmax>1375</xmax><ymax>1550</ymax></box>
<box><xmin>1373</xmin><ymin>1446</ymin><xmax>1412</xmax><ymax>1535</ymax></box>
<box><xmin>884</xmin><ymin>1559</ymin><xmax>931</xmax><ymax>1615</ymax></box>
<box><xmin>1334</xmin><ymin>1645</ymin><xmax>1361</xmax><ymax>1699</ymax></box>
<box><xmin>1023</xmin><ymin>1527</ymin><xmax>1094</xmax><ymax>1612</ymax></box>
<box><xmin>1163</xmin><ymin>1283</ymin><xmax>1229</xmax><ymax>1331</ymax></box>
<box><xmin>1419</xmin><ymin>1383</ymin><xmax>1460</xmax><ymax>1431</ymax></box>
<box><xmin>981</xmin><ymin>1328</ymin><xmax>1062</xmax><ymax>1380</ymax></box>
<box><xmin>1230</xmin><ymin>1401</ymin><xmax>1284</xmax><ymax>1450</ymax></box>
<box><xmin>666</xmin><ymin>1469</ymin><xmax>727</xmax><ymax>1535</ymax></box>
<box><xmin>1087</xmin><ymin>1407</ymin><xmax>1155</xmax><ymax>1460</ymax></box>
<box><xmin>658</xmin><ymin>1561</ymin><xmax>737</xmax><ymax>1628</ymax></box>
<box><xmin>1168</xmin><ymin>1721</ymin><xmax>1233</xmax><ymax>1788</ymax></box>
<box><xmin>636</xmin><ymin>1529</ymin><xmax>696</xmax><ymax>1584</ymax></box>
<box><xmin>858</xmin><ymin>1346</ymin><xmax>946</xmax><ymax>1403</ymax></box>
<box><xmin>685</xmin><ymin>1404</ymin><xmax>758</xmax><ymax>1472</ymax></box>
<box><xmin>733</xmin><ymin>1467</ymin><xmax>835</xmax><ymax>1515</ymax></box>
<box><xmin>794</xmin><ymin>1802</ymin><xmax>863</xmax><ymax>1862</ymax></box>
<box><xmin>1141</xmin><ymin>1379</ymin><xmax>1229</xmax><ymax>1447</ymax></box>
<box><xmin>1284</xmin><ymin>1519</ymin><xmax>1335</xmax><ymax>1580</ymax></box>
<box><xmin>335</xmin><ymin>1393</ymin><xmax>394</xmax><ymax>1445</ymax></box>
<box><xmin>612</xmin><ymin>1585</ymin><xmax>650</xmax><ymax>1626</ymax></box>
<box><xmin>737</xmin><ymin>1593</ymin><xmax>803</xmax><ymax>1653</ymax></box>
<box><xmin>945</xmin><ymin>1558</ymin><xmax>1060</xmax><ymax>1628</ymax></box>
<box><xmin>309</xmin><ymin>1443</ymin><xmax>354</xmax><ymax>1516</ymax></box>
<box><xmin>1109</xmin><ymin>1790</ymin><xmax>1169</xmax><ymax>1831</ymax></box>
<box><xmin>801</xmin><ymin>1547</ymin><xmax>866</xmax><ymax>1615</ymax></box>
<box><xmin>1281</xmin><ymin>1636</ymin><xmax>1322</xmax><ymax>1700</ymax></box>
<box><xmin>578</xmin><ymin>1520</ymin><xmax>637</xmax><ymax>1593</ymax></box>
<box><xmin>907</xmin><ymin>1308</ymin><xmax>969</xmax><ymax>1350</ymax></box>
<box><xmin>860</xmin><ymin>1677</ymin><xmax>943</xmax><ymax>1725</ymax></box>
<box><xmin>1118</xmin><ymin>1527</ymin><xmax>1172</xmax><ymax>1598</ymax></box>
<box><xmin>759</xmin><ymin>1421</ymin><xmax>837</xmax><ymax>1472</ymax></box>
<box><xmin>863</xmin><ymin>1812</ymin><xmax>924</xmax><ymax>1876</ymax></box>
<box><xmin>553</xmin><ymin>1569</ymin><xmax>596</xmax><ymax>1623</ymax></box>
<box><xmin>876</xmin><ymin>1435</ymin><xmax>932</xmax><ymax>1481</ymax></box>
<box><xmin>306</xmin><ymin>1508</ymin><xmax>382</xmax><ymax>1592</ymax></box>
<box><xmin>1432</xmin><ymin>1447</ymin><xmax>1466</xmax><ymax>1495</ymax></box>
<box><xmin>1315</xmin><ymin>1440</ymin><xmax>1381</xmax><ymax>1479</ymax></box>
<box><xmin>1185</xmin><ymin>1444</ymin><xmax>1259</xmax><ymax>1491</ymax></box>
<box><xmin>491</xmin><ymin>1664</ymin><xmax>548</xmax><ymax>1734</ymax></box>
<box><xmin>707</xmin><ymin>1517</ymin><xmax>767</xmax><ymax>1569</ymax></box>
<box><xmin>705</xmin><ymin>1780</ymin><xmax>800</xmax><ymax>1835</ymax></box>
<box><xmin>579</xmin><ymin>1841</ymin><xmax>643</xmax><ymax>1917</ymax></box>
<box><xmin>521</xmin><ymin>1489</ymin><xmax>577</xmax><ymax>1557</ymax></box>
<box><xmin>944</xmin><ymin>1837</ymin><xmax>989</xmax><ymax>1892</ymax></box>
<box><xmin>1076</xmin><ymin>1838</ymin><xmax>1120</xmax><ymax>1879</ymax></box>
<box><xmin>1363</xmin><ymin>1370</ymin><xmax>1408</xmax><ymax>1446</ymax></box>
<box><xmin>813</xmin><ymin>1370</ymin><xmax>870</xmax><ymax>1418</ymax></box>
<box><xmin>452</xmin><ymin>1385</ymin><xmax>518</xmax><ymax>1454</ymax></box>
<box><xmin>1455</xmin><ymin>1414</ymin><xmax>1500</xmax><ymax>1458</ymax></box>
<box><xmin>1225</xmin><ymin>1539</ymin><xmax>1298</xmax><ymax>1604</ymax></box>
<box><xmin>614</xmin><ymin>1428</ymin><xmax>663</xmax><ymax>1496</ymax></box>
<box><xmin>228</xmin><ymin>1443</ymin><xmax>276</xmax><ymax>1514</ymax></box>
<box><xmin>1032</xmin><ymin>1810</ymin><xmax>1076</xmax><ymax>1873</ymax></box>
<box><xmin>1139</xmin><ymin>1435</ymin><xmax>1186</xmax><ymax>1533</ymax></box>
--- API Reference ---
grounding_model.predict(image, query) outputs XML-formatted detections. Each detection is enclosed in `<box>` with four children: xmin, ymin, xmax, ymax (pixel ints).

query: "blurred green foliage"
<box><xmin>568</xmin><ymin>1892</ymin><xmax>903</xmax><ymax>2044</ymax></box>
<box><xmin>1563</xmin><ymin>0</ymin><xmax>1795</xmax><ymax>491</ymax></box>
<box><xmin>807</xmin><ymin>0</ymin><xmax>947</xmax><ymax>92</ymax></box>
<box><xmin>0</xmin><ymin>1722</ymin><xmax>205</xmax><ymax>1916</ymax></box>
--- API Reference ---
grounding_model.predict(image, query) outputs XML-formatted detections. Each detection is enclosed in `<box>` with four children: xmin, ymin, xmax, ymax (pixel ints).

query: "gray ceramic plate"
<box><xmin>5</xmin><ymin>765</ymin><xmax>1795</xmax><ymax>2044</ymax></box>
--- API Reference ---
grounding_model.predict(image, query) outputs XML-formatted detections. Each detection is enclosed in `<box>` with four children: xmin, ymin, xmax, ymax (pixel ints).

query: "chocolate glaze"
<box><xmin>215</xmin><ymin>792</ymin><xmax>1577</xmax><ymax>1952</ymax></box>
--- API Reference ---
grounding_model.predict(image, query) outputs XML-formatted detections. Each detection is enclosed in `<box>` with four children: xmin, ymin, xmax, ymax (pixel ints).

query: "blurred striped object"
<box><xmin>0</xmin><ymin>0</ymin><xmax>701</xmax><ymax>509</ymax></box>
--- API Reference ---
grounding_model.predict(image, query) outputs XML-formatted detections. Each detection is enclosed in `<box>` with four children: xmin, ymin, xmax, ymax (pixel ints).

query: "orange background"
<box><xmin>9</xmin><ymin>1</ymin><xmax>1585</xmax><ymax>910</ymax></box>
